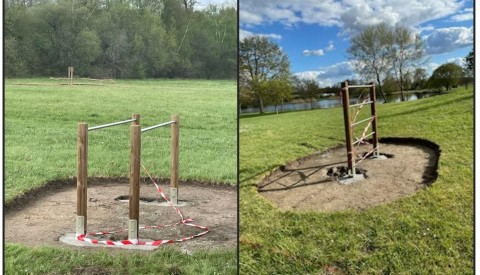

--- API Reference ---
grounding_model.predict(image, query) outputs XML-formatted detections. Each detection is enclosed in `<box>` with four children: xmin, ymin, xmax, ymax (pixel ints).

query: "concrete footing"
<box><xmin>338</xmin><ymin>174</ymin><xmax>365</xmax><ymax>185</ymax></box>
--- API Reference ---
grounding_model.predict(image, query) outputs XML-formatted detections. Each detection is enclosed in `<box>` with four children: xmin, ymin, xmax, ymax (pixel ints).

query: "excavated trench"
<box><xmin>5</xmin><ymin>177</ymin><xmax>237</xmax><ymax>253</ymax></box>
<box><xmin>258</xmin><ymin>137</ymin><xmax>440</xmax><ymax>212</ymax></box>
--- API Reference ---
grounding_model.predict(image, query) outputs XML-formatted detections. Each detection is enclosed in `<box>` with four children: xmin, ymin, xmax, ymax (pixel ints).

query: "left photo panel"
<box><xmin>4</xmin><ymin>1</ymin><xmax>238</xmax><ymax>274</ymax></box>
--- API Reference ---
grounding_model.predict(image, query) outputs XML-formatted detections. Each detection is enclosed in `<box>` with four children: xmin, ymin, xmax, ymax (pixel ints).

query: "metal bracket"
<box><xmin>128</xmin><ymin>219</ymin><xmax>138</xmax><ymax>241</ymax></box>
<box><xmin>76</xmin><ymin>216</ymin><xmax>85</xmax><ymax>236</ymax></box>
<box><xmin>170</xmin><ymin>188</ymin><xmax>178</xmax><ymax>205</ymax></box>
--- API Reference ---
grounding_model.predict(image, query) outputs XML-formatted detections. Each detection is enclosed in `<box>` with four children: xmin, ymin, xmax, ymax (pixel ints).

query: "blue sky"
<box><xmin>240</xmin><ymin>0</ymin><xmax>473</xmax><ymax>87</ymax></box>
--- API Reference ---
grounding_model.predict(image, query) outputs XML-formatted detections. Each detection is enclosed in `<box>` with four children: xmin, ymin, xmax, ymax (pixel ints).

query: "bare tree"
<box><xmin>391</xmin><ymin>25</ymin><xmax>427</xmax><ymax>101</ymax></box>
<box><xmin>348</xmin><ymin>24</ymin><xmax>427</xmax><ymax>102</ymax></box>
<box><xmin>347</xmin><ymin>23</ymin><xmax>392</xmax><ymax>103</ymax></box>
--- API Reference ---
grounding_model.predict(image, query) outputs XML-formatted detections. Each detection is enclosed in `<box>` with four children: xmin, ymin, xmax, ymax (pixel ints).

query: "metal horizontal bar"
<box><xmin>88</xmin><ymin>118</ymin><xmax>136</xmax><ymax>131</ymax></box>
<box><xmin>141</xmin><ymin>121</ymin><xmax>175</xmax><ymax>133</ymax></box>
<box><xmin>349</xmin><ymin>101</ymin><xmax>373</xmax><ymax>108</ymax></box>
<box><xmin>353</xmin><ymin>131</ymin><xmax>375</xmax><ymax>145</ymax></box>
<box><xmin>351</xmin><ymin>116</ymin><xmax>374</xmax><ymax>127</ymax></box>
<box><xmin>347</xmin><ymin>85</ymin><xmax>374</xmax><ymax>88</ymax></box>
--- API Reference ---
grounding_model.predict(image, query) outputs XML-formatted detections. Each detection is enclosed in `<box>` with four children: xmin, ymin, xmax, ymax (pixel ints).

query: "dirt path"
<box><xmin>258</xmin><ymin>138</ymin><xmax>440</xmax><ymax>212</ymax></box>
<box><xmin>5</xmin><ymin>178</ymin><xmax>237</xmax><ymax>253</ymax></box>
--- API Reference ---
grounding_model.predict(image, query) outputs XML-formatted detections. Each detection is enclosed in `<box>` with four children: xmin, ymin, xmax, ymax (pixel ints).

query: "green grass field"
<box><xmin>5</xmin><ymin>78</ymin><xmax>237</xmax><ymax>274</ymax></box>
<box><xmin>239</xmin><ymin>86</ymin><xmax>473</xmax><ymax>274</ymax></box>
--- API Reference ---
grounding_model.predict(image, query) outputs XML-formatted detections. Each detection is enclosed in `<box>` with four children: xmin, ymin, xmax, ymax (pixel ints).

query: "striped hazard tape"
<box><xmin>76</xmin><ymin>164</ymin><xmax>209</xmax><ymax>246</ymax></box>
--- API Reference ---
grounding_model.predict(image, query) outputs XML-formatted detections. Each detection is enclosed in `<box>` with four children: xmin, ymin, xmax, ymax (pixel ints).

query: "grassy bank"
<box><xmin>240</xmin><ymin>86</ymin><xmax>473</xmax><ymax>274</ymax></box>
<box><xmin>5</xmin><ymin>78</ymin><xmax>237</xmax><ymax>274</ymax></box>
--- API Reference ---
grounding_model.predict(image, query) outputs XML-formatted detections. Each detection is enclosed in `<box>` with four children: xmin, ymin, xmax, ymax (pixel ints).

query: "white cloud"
<box><xmin>424</xmin><ymin>62</ymin><xmax>440</xmax><ymax>76</ymax></box>
<box><xmin>303</xmin><ymin>41</ymin><xmax>335</xmax><ymax>57</ymax></box>
<box><xmin>449</xmin><ymin>13</ymin><xmax>473</xmax><ymax>22</ymax></box>
<box><xmin>240</xmin><ymin>0</ymin><xmax>464</xmax><ymax>35</ymax></box>
<box><xmin>340</xmin><ymin>0</ymin><xmax>462</xmax><ymax>35</ymax></box>
<box><xmin>294</xmin><ymin>71</ymin><xmax>322</xmax><ymax>80</ymax></box>
<box><xmin>416</xmin><ymin>25</ymin><xmax>436</xmax><ymax>33</ymax></box>
<box><xmin>303</xmin><ymin>49</ymin><xmax>325</xmax><ymax>56</ymax></box>
<box><xmin>446</xmin><ymin>57</ymin><xmax>465</xmax><ymax>66</ymax></box>
<box><xmin>426</xmin><ymin>26</ymin><xmax>473</xmax><ymax>54</ymax></box>
<box><xmin>239</xmin><ymin>29</ymin><xmax>282</xmax><ymax>41</ymax></box>
<box><xmin>294</xmin><ymin>61</ymin><xmax>358</xmax><ymax>87</ymax></box>
<box><xmin>325</xmin><ymin>41</ymin><xmax>335</xmax><ymax>52</ymax></box>
<box><xmin>424</xmin><ymin>57</ymin><xmax>464</xmax><ymax>76</ymax></box>
<box><xmin>240</xmin><ymin>0</ymin><xmax>342</xmax><ymax>27</ymax></box>
<box><xmin>449</xmin><ymin>7</ymin><xmax>474</xmax><ymax>22</ymax></box>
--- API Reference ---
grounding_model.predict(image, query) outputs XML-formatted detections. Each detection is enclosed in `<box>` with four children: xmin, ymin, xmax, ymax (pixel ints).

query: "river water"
<box><xmin>240</xmin><ymin>92</ymin><xmax>439</xmax><ymax>114</ymax></box>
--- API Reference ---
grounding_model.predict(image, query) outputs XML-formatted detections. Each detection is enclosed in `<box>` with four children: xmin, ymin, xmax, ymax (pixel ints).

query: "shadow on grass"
<box><xmin>257</xmin><ymin>161</ymin><xmax>346</xmax><ymax>192</ymax></box>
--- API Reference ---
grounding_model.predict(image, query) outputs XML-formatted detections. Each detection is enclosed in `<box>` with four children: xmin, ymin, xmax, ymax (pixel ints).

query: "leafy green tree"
<box><xmin>462</xmin><ymin>48</ymin><xmax>474</xmax><ymax>87</ymax></box>
<box><xmin>262</xmin><ymin>79</ymin><xmax>294</xmax><ymax>114</ymax></box>
<box><xmin>74</xmin><ymin>29</ymin><xmax>102</xmax><ymax>76</ymax></box>
<box><xmin>464</xmin><ymin>48</ymin><xmax>474</xmax><ymax>77</ymax></box>
<box><xmin>412</xmin><ymin>68</ymin><xmax>428</xmax><ymax>90</ymax></box>
<box><xmin>4</xmin><ymin>0</ymin><xmax>236</xmax><ymax>79</ymax></box>
<box><xmin>5</xmin><ymin>37</ymin><xmax>28</xmax><ymax>76</ymax></box>
<box><xmin>240</xmin><ymin>35</ymin><xmax>290</xmax><ymax>113</ymax></box>
<box><xmin>381</xmin><ymin>75</ymin><xmax>398</xmax><ymax>95</ymax></box>
<box><xmin>295</xmin><ymin>78</ymin><xmax>321</xmax><ymax>109</ymax></box>
<box><xmin>239</xmin><ymin>86</ymin><xmax>255</xmax><ymax>113</ymax></box>
<box><xmin>428</xmin><ymin>62</ymin><xmax>463</xmax><ymax>91</ymax></box>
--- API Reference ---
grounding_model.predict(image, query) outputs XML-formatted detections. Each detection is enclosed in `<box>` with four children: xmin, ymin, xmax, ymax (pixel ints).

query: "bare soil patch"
<box><xmin>258</xmin><ymin>137</ymin><xmax>440</xmax><ymax>212</ymax></box>
<box><xmin>5</xmin><ymin>178</ymin><xmax>236</xmax><ymax>253</ymax></box>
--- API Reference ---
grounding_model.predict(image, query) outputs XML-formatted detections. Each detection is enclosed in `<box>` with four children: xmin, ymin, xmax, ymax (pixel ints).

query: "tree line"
<box><xmin>5</xmin><ymin>0</ymin><xmax>237</xmax><ymax>79</ymax></box>
<box><xmin>240</xmin><ymin>24</ymin><xmax>473</xmax><ymax>114</ymax></box>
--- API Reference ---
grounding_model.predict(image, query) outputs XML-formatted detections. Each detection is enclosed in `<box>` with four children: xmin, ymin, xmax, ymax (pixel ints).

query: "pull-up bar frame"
<box><xmin>88</xmin><ymin>118</ymin><xmax>137</xmax><ymax>131</ymax></box>
<box><xmin>140</xmin><ymin>115</ymin><xmax>180</xmax><ymax>205</ymax></box>
<box><xmin>128</xmin><ymin>114</ymin><xmax>179</xmax><ymax>241</ymax></box>
<box><xmin>76</xmin><ymin>114</ymin><xmax>140</xmax><ymax>237</ymax></box>
<box><xmin>341</xmin><ymin>81</ymin><xmax>379</xmax><ymax>177</ymax></box>
<box><xmin>141</xmin><ymin>120</ymin><xmax>176</xmax><ymax>133</ymax></box>
<box><xmin>76</xmin><ymin>113</ymin><xmax>180</xmax><ymax>243</ymax></box>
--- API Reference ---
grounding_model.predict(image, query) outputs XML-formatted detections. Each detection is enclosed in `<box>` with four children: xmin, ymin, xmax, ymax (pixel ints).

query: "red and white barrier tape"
<box><xmin>76</xmin><ymin>164</ymin><xmax>209</xmax><ymax>246</ymax></box>
<box><xmin>352</xmin><ymin>95</ymin><xmax>369</xmax><ymax>122</ymax></box>
<box><xmin>353</xmin><ymin>115</ymin><xmax>375</xmax><ymax>149</ymax></box>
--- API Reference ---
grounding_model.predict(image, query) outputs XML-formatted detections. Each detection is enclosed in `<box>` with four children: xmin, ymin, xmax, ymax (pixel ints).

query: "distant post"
<box><xmin>68</xmin><ymin>67</ymin><xmax>74</xmax><ymax>85</ymax></box>
<box><xmin>170</xmin><ymin>115</ymin><xmax>180</xmax><ymax>205</ymax></box>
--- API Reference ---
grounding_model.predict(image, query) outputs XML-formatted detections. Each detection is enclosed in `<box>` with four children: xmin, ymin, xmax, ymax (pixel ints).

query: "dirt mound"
<box><xmin>258</xmin><ymin>137</ymin><xmax>440</xmax><ymax>212</ymax></box>
<box><xmin>5</xmin><ymin>177</ymin><xmax>236</xmax><ymax>253</ymax></box>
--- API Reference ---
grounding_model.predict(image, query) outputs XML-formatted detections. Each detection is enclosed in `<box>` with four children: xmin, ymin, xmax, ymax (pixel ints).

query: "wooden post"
<box><xmin>341</xmin><ymin>81</ymin><xmax>355</xmax><ymax>176</ymax></box>
<box><xmin>76</xmin><ymin>123</ymin><xmax>88</xmax><ymax>236</ymax></box>
<box><xmin>132</xmin><ymin>113</ymin><xmax>140</xmax><ymax>126</ymax></box>
<box><xmin>129</xmin><ymin>124</ymin><xmax>141</xmax><ymax>242</ymax></box>
<box><xmin>369</xmin><ymin>82</ymin><xmax>379</xmax><ymax>157</ymax></box>
<box><xmin>170</xmin><ymin>115</ymin><xmax>179</xmax><ymax>205</ymax></box>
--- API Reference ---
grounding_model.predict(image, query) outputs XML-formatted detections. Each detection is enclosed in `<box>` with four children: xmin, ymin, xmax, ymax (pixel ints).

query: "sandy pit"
<box><xmin>5</xmin><ymin>178</ymin><xmax>237</xmax><ymax>253</ymax></box>
<box><xmin>258</xmin><ymin>137</ymin><xmax>440</xmax><ymax>212</ymax></box>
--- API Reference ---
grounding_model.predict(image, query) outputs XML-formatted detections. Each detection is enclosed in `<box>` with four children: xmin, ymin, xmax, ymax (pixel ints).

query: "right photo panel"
<box><xmin>239</xmin><ymin>0</ymin><xmax>474</xmax><ymax>274</ymax></box>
